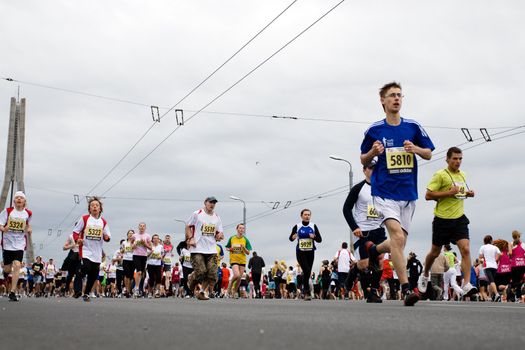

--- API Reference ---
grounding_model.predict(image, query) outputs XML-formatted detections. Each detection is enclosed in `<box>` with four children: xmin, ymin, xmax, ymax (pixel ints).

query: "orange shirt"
<box><xmin>221</xmin><ymin>267</ymin><xmax>230</xmax><ymax>282</ymax></box>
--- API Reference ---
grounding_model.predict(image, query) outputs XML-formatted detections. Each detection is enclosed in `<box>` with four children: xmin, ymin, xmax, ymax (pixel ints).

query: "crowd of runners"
<box><xmin>1</xmin><ymin>82</ymin><xmax>523</xmax><ymax>305</ymax></box>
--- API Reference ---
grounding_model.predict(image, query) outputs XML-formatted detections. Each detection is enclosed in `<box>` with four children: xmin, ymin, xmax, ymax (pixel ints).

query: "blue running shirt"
<box><xmin>360</xmin><ymin>118</ymin><xmax>435</xmax><ymax>201</ymax></box>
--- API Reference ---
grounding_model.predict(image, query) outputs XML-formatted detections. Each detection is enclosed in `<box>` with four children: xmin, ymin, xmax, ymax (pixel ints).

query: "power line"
<box><xmin>4</xmin><ymin>77</ymin><xmax>522</xmax><ymax>132</ymax></box>
<box><xmin>32</xmin><ymin>2</ymin><xmax>302</xmax><ymax>250</ymax></box>
<box><xmin>98</xmin><ymin>0</ymin><xmax>348</xmax><ymax>196</ymax></box>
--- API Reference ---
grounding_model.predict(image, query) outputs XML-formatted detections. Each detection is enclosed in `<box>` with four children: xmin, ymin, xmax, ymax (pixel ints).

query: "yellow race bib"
<box><xmin>386</xmin><ymin>147</ymin><xmax>414</xmax><ymax>174</ymax></box>
<box><xmin>298</xmin><ymin>238</ymin><xmax>313</xmax><ymax>251</ymax></box>
<box><xmin>7</xmin><ymin>217</ymin><xmax>26</xmax><ymax>232</ymax></box>
<box><xmin>231</xmin><ymin>245</ymin><xmax>244</xmax><ymax>254</ymax></box>
<box><xmin>85</xmin><ymin>226</ymin><xmax>103</xmax><ymax>240</ymax></box>
<box><xmin>367</xmin><ymin>204</ymin><xmax>379</xmax><ymax>219</ymax></box>
<box><xmin>201</xmin><ymin>223</ymin><xmax>216</xmax><ymax>236</ymax></box>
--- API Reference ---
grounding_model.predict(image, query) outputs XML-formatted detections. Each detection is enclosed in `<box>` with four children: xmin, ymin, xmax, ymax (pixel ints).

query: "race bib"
<box><xmin>150</xmin><ymin>252</ymin><xmax>162</xmax><ymax>260</ymax></box>
<box><xmin>163</xmin><ymin>256</ymin><xmax>172</xmax><ymax>264</ymax></box>
<box><xmin>515</xmin><ymin>257</ymin><xmax>525</xmax><ymax>267</ymax></box>
<box><xmin>201</xmin><ymin>223</ymin><xmax>216</xmax><ymax>236</ymax></box>
<box><xmin>298</xmin><ymin>238</ymin><xmax>313</xmax><ymax>251</ymax></box>
<box><xmin>367</xmin><ymin>204</ymin><xmax>379</xmax><ymax>219</ymax></box>
<box><xmin>34</xmin><ymin>265</ymin><xmax>41</xmax><ymax>272</ymax></box>
<box><xmin>7</xmin><ymin>217</ymin><xmax>26</xmax><ymax>232</ymax></box>
<box><xmin>386</xmin><ymin>147</ymin><xmax>414</xmax><ymax>174</ymax></box>
<box><xmin>124</xmin><ymin>246</ymin><xmax>133</xmax><ymax>253</ymax></box>
<box><xmin>85</xmin><ymin>225</ymin><xmax>103</xmax><ymax>240</ymax></box>
<box><xmin>183</xmin><ymin>255</ymin><xmax>191</xmax><ymax>263</ymax></box>
<box><xmin>231</xmin><ymin>244</ymin><xmax>243</xmax><ymax>254</ymax></box>
<box><xmin>454</xmin><ymin>181</ymin><xmax>467</xmax><ymax>200</ymax></box>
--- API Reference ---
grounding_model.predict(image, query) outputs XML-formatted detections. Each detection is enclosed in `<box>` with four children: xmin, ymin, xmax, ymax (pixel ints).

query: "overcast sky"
<box><xmin>1</xmin><ymin>0</ymin><xmax>523</xmax><ymax>271</ymax></box>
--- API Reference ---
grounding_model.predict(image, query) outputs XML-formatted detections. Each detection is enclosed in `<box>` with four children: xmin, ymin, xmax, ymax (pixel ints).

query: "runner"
<box><xmin>72</xmin><ymin>197</ymin><xmax>111</xmax><ymax>302</ymax></box>
<box><xmin>479</xmin><ymin>235</ymin><xmax>502</xmax><ymax>301</ymax></box>
<box><xmin>131</xmin><ymin>222</ymin><xmax>152</xmax><ymax>297</ymax></box>
<box><xmin>185</xmin><ymin>196</ymin><xmax>224</xmax><ymax>300</ymax></box>
<box><xmin>146</xmin><ymin>234</ymin><xmax>164</xmax><ymax>298</ymax></box>
<box><xmin>44</xmin><ymin>258</ymin><xmax>56</xmax><ymax>297</ymax></box>
<box><xmin>510</xmin><ymin>230</ymin><xmax>525</xmax><ymax>302</ymax></box>
<box><xmin>121</xmin><ymin>230</ymin><xmax>135</xmax><ymax>298</ymax></box>
<box><xmin>62</xmin><ymin>232</ymin><xmax>81</xmax><ymax>296</ymax></box>
<box><xmin>225</xmin><ymin>223</ymin><xmax>252</xmax><ymax>298</ymax></box>
<box><xmin>112</xmin><ymin>241</ymin><xmax>124</xmax><ymax>297</ymax></box>
<box><xmin>162</xmin><ymin>235</ymin><xmax>174</xmax><ymax>296</ymax></box>
<box><xmin>172</xmin><ymin>262</ymin><xmax>182</xmax><ymax>297</ymax></box>
<box><xmin>289</xmin><ymin>209</ymin><xmax>322</xmax><ymax>301</ymax></box>
<box><xmin>342</xmin><ymin>160</ymin><xmax>386</xmax><ymax>302</ymax></box>
<box><xmin>360</xmin><ymin>82</ymin><xmax>435</xmax><ymax>306</ymax></box>
<box><xmin>418</xmin><ymin>147</ymin><xmax>478</xmax><ymax>298</ymax></box>
<box><xmin>179</xmin><ymin>241</ymin><xmax>193</xmax><ymax>297</ymax></box>
<box><xmin>31</xmin><ymin>256</ymin><xmax>44</xmax><ymax>297</ymax></box>
<box><xmin>106</xmin><ymin>260</ymin><xmax>118</xmax><ymax>298</ymax></box>
<box><xmin>0</xmin><ymin>191</ymin><xmax>33</xmax><ymax>301</ymax></box>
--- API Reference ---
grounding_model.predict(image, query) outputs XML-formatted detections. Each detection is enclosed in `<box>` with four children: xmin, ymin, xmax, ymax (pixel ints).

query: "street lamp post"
<box><xmin>329</xmin><ymin>155</ymin><xmax>354</xmax><ymax>252</ymax></box>
<box><xmin>229</xmin><ymin>195</ymin><xmax>246</xmax><ymax>228</ymax></box>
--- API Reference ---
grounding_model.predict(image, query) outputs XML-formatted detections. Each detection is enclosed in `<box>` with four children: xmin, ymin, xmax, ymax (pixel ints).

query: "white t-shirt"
<box><xmin>147</xmin><ymin>244</ymin><xmax>164</xmax><ymax>266</ymax></box>
<box><xmin>107</xmin><ymin>264</ymin><xmax>117</xmax><ymax>279</ymax></box>
<box><xmin>19</xmin><ymin>267</ymin><xmax>28</xmax><ymax>280</ymax></box>
<box><xmin>334</xmin><ymin>249</ymin><xmax>355</xmax><ymax>273</ymax></box>
<box><xmin>479</xmin><ymin>244</ymin><xmax>501</xmax><ymax>269</ymax></box>
<box><xmin>181</xmin><ymin>248</ymin><xmax>192</xmax><ymax>268</ymax></box>
<box><xmin>0</xmin><ymin>207</ymin><xmax>32</xmax><ymax>251</ymax></box>
<box><xmin>112</xmin><ymin>249</ymin><xmax>123</xmax><ymax>270</ymax></box>
<box><xmin>186</xmin><ymin>209</ymin><xmax>223</xmax><ymax>254</ymax></box>
<box><xmin>66</xmin><ymin>234</ymin><xmax>79</xmax><ymax>253</ymax></box>
<box><xmin>122</xmin><ymin>241</ymin><xmax>133</xmax><ymax>261</ymax></box>
<box><xmin>74</xmin><ymin>215</ymin><xmax>111</xmax><ymax>264</ymax></box>
<box><xmin>353</xmin><ymin>182</ymin><xmax>382</xmax><ymax>231</ymax></box>
<box><xmin>45</xmin><ymin>264</ymin><xmax>56</xmax><ymax>279</ymax></box>
<box><xmin>99</xmin><ymin>262</ymin><xmax>106</xmax><ymax>277</ymax></box>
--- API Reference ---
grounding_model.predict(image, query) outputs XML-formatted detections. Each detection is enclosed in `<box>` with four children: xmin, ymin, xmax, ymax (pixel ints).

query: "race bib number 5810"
<box><xmin>386</xmin><ymin>147</ymin><xmax>414</xmax><ymax>174</ymax></box>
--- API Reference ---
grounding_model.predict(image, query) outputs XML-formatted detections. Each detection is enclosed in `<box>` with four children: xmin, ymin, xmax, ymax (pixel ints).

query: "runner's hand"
<box><xmin>291</xmin><ymin>234</ymin><xmax>297</xmax><ymax>241</ymax></box>
<box><xmin>77</xmin><ymin>238</ymin><xmax>84</xmax><ymax>245</ymax></box>
<box><xmin>466</xmin><ymin>190</ymin><xmax>475</xmax><ymax>197</ymax></box>
<box><xmin>309</xmin><ymin>233</ymin><xmax>315</xmax><ymax>239</ymax></box>
<box><xmin>372</xmin><ymin>140</ymin><xmax>384</xmax><ymax>155</ymax></box>
<box><xmin>353</xmin><ymin>228</ymin><xmax>362</xmax><ymax>238</ymax></box>
<box><xmin>403</xmin><ymin>140</ymin><xmax>417</xmax><ymax>153</ymax></box>
<box><xmin>449</xmin><ymin>186</ymin><xmax>460</xmax><ymax>196</ymax></box>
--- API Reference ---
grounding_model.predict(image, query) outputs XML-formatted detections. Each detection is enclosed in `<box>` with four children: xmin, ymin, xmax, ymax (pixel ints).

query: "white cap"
<box><xmin>14</xmin><ymin>191</ymin><xmax>26</xmax><ymax>199</ymax></box>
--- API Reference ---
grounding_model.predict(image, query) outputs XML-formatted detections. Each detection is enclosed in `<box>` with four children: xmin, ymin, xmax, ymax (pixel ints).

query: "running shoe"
<box><xmin>461</xmin><ymin>283</ymin><xmax>478</xmax><ymax>298</ymax></box>
<box><xmin>8</xmin><ymin>291</ymin><xmax>19</xmax><ymax>302</ymax></box>
<box><xmin>82</xmin><ymin>294</ymin><xmax>91</xmax><ymax>302</ymax></box>
<box><xmin>403</xmin><ymin>289</ymin><xmax>419</xmax><ymax>306</ymax></box>
<box><xmin>493</xmin><ymin>294</ymin><xmax>501</xmax><ymax>302</ymax></box>
<box><xmin>196</xmin><ymin>291</ymin><xmax>209</xmax><ymax>301</ymax></box>
<box><xmin>364</xmin><ymin>242</ymin><xmax>380</xmax><ymax>272</ymax></box>
<box><xmin>418</xmin><ymin>274</ymin><xmax>430</xmax><ymax>293</ymax></box>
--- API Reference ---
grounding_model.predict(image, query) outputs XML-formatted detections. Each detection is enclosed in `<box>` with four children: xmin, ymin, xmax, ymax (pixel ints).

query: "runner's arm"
<box><xmin>289</xmin><ymin>225</ymin><xmax>298</xmax><ymax>241</ymax></box>
<box><xmin>313</xmin><ymin>225</ymin><xmax>322</xmax><ymax>243</ymax></box>
<box><xmin>343</xmin><ymin>182</ymin><xmax>363</xmax><ymax>232</ymax></box>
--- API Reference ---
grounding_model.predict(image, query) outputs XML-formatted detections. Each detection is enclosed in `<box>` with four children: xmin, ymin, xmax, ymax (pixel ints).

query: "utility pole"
<box><xmin>0</xmin><ymin>97</ymin><xmax>32</xmax><ymax>263</ymax></box>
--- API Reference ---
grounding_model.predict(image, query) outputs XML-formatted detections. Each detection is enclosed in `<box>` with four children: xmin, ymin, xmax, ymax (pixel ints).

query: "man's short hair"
<box><xmin>342</xmin><ymin>242</ymin><xmax>348</xmax><ymax>249</ymax></box>
<box><xmin>379</xmin><ymin>81</ymin><xmax>402</xmax><ymax>98</ymax></box>
<box><xmin>446</xmin><ymin>147</ymin><xmax>462</xmax><ymax>159</ymax></box>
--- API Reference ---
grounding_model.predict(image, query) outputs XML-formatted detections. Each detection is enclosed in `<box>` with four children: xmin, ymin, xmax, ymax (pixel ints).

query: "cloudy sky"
<box><xmin>1</xmin><ymin>0</ymin><xmax>523</xmax><ymax>271</ymax></box>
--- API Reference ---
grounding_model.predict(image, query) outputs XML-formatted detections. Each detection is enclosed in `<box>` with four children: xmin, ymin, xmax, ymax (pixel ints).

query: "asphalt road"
<box><xmin>1</xmin><ymin>297</ymin><xmax>523</xmax><ymax>350</ymax></box>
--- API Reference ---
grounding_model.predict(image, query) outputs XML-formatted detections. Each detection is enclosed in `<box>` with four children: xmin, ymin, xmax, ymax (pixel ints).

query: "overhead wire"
<box><xmin>97</xmin><ymin>0</ymin><xmax>348</xmax><ymax>197</ymax></box>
